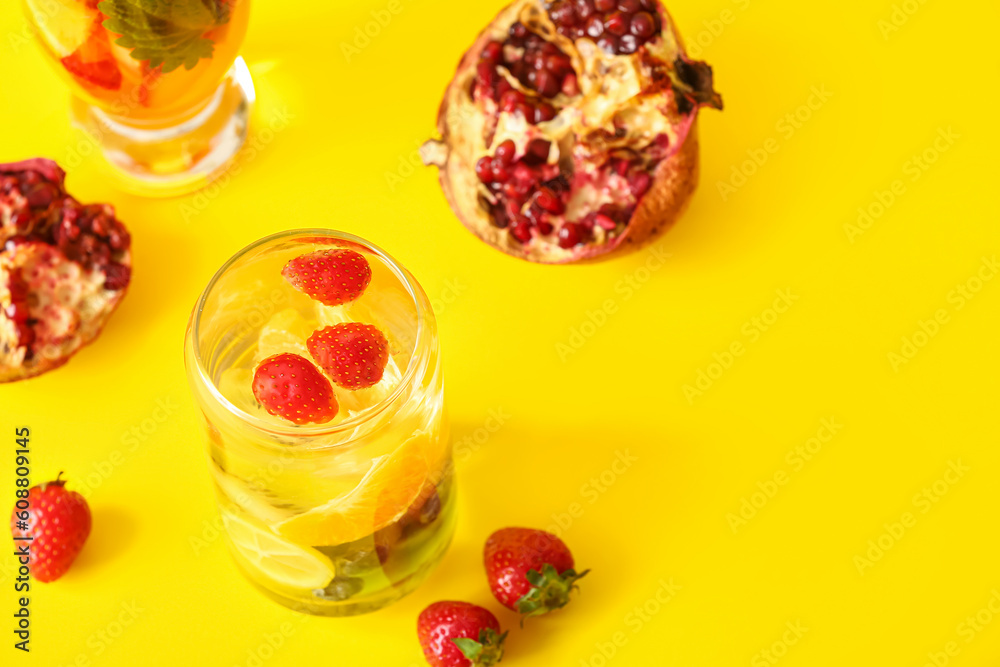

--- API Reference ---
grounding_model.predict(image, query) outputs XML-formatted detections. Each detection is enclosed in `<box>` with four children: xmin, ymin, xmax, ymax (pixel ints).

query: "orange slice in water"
<box><xmin>276</xmin><ymin>431</ymin><xmax>433</xmax><ymax>546</ymax></box>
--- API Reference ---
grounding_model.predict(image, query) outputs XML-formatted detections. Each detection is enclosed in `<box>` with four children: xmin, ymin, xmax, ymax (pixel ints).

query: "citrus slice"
<box><xmin>276</xmin><ymin>430</ymin><xmax>432</xmax><ymax>546</ymax></box>
<box><xmin>221</xmin><ymin>509</ymin><xmax>334</xmax><ymax>589</ymax></box>
<box><xmin>255</xmin><ymin>308</ymin><xmax>312</xmax><ymax>364</ymax></box>
<box><xmin>26</xmin><ymin>0</ymin><xmax>96</xmax><ymax>58</ymax></box>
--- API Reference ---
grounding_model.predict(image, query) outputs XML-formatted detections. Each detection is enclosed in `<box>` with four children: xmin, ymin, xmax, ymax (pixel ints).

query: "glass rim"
<box><xmin>189</xmin><ymin>228</ymin><xmax>428</xmax><ymax>440</ymax></box>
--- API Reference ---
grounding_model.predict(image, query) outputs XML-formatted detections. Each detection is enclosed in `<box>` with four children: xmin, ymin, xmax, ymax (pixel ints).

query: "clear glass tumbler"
<box><xmin>184</xmin><ymin>229</ymin><xmax>454</xmax><ymax>616</ymax></box>
<box><xmin>23</xmin><ymin>0</ymin><xmax>254</xmax><ymax>196</ymax></box>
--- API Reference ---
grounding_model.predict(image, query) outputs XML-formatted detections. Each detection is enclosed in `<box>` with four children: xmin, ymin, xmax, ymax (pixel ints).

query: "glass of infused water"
<box><xmin>184</xmin><ymin>229</ymin><xmax>453</xmax><ymax>616</ymax></box>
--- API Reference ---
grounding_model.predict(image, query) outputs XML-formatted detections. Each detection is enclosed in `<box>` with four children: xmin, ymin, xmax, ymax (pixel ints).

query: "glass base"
<box><xmin>70</xmin><ymin>57</ymin><xmax>255</xmax><ymax>198</ymax></box>
<box><xmin>230</xmin><ymin>505</ymin><xmax>457</xmax><ymax>617</ymax></box>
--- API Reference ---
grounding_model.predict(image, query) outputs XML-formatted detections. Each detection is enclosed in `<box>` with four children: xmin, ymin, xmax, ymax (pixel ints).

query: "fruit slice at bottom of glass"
<box><xmin>221</xmin><ymin>509</ymin><xmax>335</xmax><ymax>589</ymax></box>
<box><xmin>275</xmin><ymin>430</ymin><xmax>437</xmax><ymax>548</ymax></box>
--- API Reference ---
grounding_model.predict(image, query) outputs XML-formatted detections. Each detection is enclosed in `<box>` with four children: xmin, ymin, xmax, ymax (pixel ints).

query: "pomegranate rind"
<box><xmin>0</xmin><ymin>159</ymin><xmax>131</xmax><ymax>383</ymax></box>
<box><xmin>423</xmin><ymin>0</ymin><xmax>718</xmax><ymax>264</ymax></box>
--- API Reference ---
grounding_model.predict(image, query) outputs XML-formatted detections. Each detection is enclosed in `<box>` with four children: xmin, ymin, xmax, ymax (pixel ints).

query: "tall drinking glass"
<box><xmin>184</xmin><ymin>230</ymin><xmax>454</xmax><ymax>616</ymax></box>
<box><xmin>23</xmin><ymin>0</ymin><xmax>254</xmax><ymax>195</ymax></box>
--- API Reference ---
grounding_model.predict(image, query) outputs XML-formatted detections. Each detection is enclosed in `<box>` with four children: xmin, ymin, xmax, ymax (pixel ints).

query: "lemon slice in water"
<box><xmin>221</xmin><ymin>510</ymin><xmax>334</xmax><ymax>589</ymax></box>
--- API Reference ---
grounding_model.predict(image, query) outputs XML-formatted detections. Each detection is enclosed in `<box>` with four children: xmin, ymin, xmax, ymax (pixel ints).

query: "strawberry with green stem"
<box><xmin>9</xmin><ymin>474</ymin><xmax>91</xmax><ymax>583</ymax></box>
<box><xmin>484</xmin><ymin>527</ymin><xmax>588</xmax><ymax>620</ymax></box>
<box><xmin>418</xmin><ymin>601</ymin><xmax>506</xmax><ymax>667</ymax></box>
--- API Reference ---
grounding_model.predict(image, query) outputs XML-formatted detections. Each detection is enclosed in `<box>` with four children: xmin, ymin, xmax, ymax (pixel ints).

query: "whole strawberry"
<box><xmin>10</xmin><ymin>474</ymin><xmax>91</xmax><ymax>583</ymax></box>
<box><xmin>484</xmin><ymin>528</ymin><xmax>588</xmax><ymax>619</ymax></box>
<box><xmin>252</xmin><ymin>353</ymin><xmax>339</xmax><ymax>425</ymax></box>
<box><xmin>307</xmin><ymin>323</ymin><xmax>389</xmax><ymax>390</ymax></box>
<box><xmin>282</xmin><ymin>248</ymin><xmax>372</xmax><ymax>306</ymax></box>
<box><xmin>418</xmin><ymin>601</ymin><xmax>506</xmax><ymax>667</ymax></box>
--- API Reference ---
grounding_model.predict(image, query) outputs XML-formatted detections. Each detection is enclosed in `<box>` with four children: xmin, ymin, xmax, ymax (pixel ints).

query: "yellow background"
<box><xmin>2</xmin><ymin>0</ymin><xmax>999</xmax><ymax>665</ymax></box>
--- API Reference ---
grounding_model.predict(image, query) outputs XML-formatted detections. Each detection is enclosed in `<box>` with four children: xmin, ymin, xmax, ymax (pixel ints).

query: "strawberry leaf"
<box><xmin>451</xmin><ymin>629</ymin><xmax>507</xmax><ymax>667</ymax></box>
<box><xmin>515</xmin><ymin>563</ymin><xmax>590</xmax><ymax>622</ymax></box>
<box><xmin>97</xmin><ymin>0</ymin><xmax>230</xmax><ymax>74</ymax></box>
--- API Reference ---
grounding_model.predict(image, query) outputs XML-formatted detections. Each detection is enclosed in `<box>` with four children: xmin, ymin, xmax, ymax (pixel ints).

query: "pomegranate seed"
<box><xmin>604</xmin><ymin>12</ymin><xmax>629</xmax><ymax>36</ymax></box>
<box><xmin>597</xmin><ymin>36</ymin><xmax>618</xmax><ymax>53</ymax></box>
<box><xmin>491</xmin><ymin>157</ymin><xmax>511</xmax><ymax>182</ymax></box>
<box><xmin>639</xmin><ymin>0</ymin><xmax>655</xmax><ymax>8</ymax></box>
<box><xmin>512</xmin><ymin>102</ymin><xmax>531</xmax><ymax>119</ymax></box>
<box><xmin>513</xmin><ymin>163</ymin><xmax>536</xmax><ymax>182</ymax></box>
<box><xmin>562</xmin><ymin>72</ymin><xmax>580</xmax><ymax>96</ymax></box>
<box><xmin>523</xmin><ymin>139</ymin><xmax>551</xmax><ymax>165</ymax></box>
<box><xmin>476</xmin><ymin>61</ymin><xmax>496</xmax><ymax>89</ymax></box>
<box><xmin>629</xmin><ymin>172</ymin><xmax>652</xmax><ymax>197</ymax></box>
<box><xmin>595</xmin><ymin>0</ymin><xmax>615</xmax><ymax>9</ymax></box>
<box><xmin>535</xmin><ymin>187</ymin><xmax>565</xmax><ymax>214</ymax></box>
<box><xmin>618</xmin><ymin>0</ymin><xmax>640</xmax><ymax>11</ymax></box>
<box><xmin>495</xmin><ymin>140</ymin><xmax>517</xmax><ymax>164</ymax></box>
<box><xmin>536</xmin><ymin>221</ymin><xmax>555</xmax><ymax>235</ymax></box>
<box><xmin>612</xmin><ymin>158</ymin><xmax>630</xmax><ymax>176</ymax></box>
<box><xmin>500</xmin><ymin>89</ymin><xmax>525</xmax><ymax>111</ymax></box>
<box><xmin>557</xmin><ymin>222</ymin><xmax>582</xmax><ymax>248</ymax></box>
<box><xmin>482</xmin><ymin>41</ymin><xmax>503</xmax><ymax>63</ymax></box>
<box><xmin>476</xmin><ymin>157</ymin><xmax>494</xmax><ymax>183</ymax></box>
<box><xmin>619</xmin><ymin>34</ymin><xmax>639</xmax><ymax>53</ymax></box>
<box><xmin>509</xmin><ymin>22</ymin><xmax>528</xmax><ymax>42</ymax></box>
<box><xmin>574</xmin><ymin>0</ymin><xmax>595</xmax><ymax>20</ymax></box>
<box><xmin>510</xmin><ymin>218</ymin><xmax>533</xmax><ymax>243</ymax></box>
<box><xmin>534</xmin><ymin>104</ymin><xmax>557</xmax><ymax>123</ymax></box>
<box><xmin>549</xmin><ymin>1</ymin><xmax>577</xmax><ymax>25</ymax></box>
<box><xmin>595</xmin><ymin>214</ymin><xmax>617</xmax><ymax>230</ymax></box>
<box><xmin>585</xmin><ymin>15</ymin><xmax>605</xmax><ymax>37</ymax></box>
<box><xmin>537</xmin><ymin>70</ymin><xmax>561</xmax><ymax>97</ymax></box>
<box><xmin>630</xmin><ymin>12</ymin><xmax>655</xmax><ymax>37</ymax></box>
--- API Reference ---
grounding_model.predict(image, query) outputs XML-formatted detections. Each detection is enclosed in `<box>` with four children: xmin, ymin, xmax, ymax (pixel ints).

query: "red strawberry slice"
<box><xmin>9</xmin><ymin>474</ymin><xmax>91</xmax><ymax>583</ymax></box>
<box><xmin>252</xmin><ymin>353</ymin><xmax>339</xmax><ymax>425</ymax></box>
<box><xmin>417</xmin><ymin>601</ymin><xmax>506</xmax><ymax>667</ymax></box>
<box><xmin>307</xmin><ymin>323</ymin><xmax>389</xmax><ymax>390</ymax></box>
<box><xmin>483</xmin><ymin>527</ymin><xmax>588</xmax><ymax>619</ymax></box>
<box><xmin>60</xmin><ymin>31</ymin><xmax>122</xmax><ymax>91</ymax></box>
<box><xmin>281</xmin><ymin>249</ymin><xmax>372</xmax><ymax>307</ymax></box>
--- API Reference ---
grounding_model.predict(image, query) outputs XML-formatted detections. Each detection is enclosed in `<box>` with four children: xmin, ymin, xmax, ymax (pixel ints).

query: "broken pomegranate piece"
<box><xmin>1</xmin><ymin>159</ymin><xmax>131</xmax><ymax>382</ymax></box>
<box><xmin>422</xmin><ymin>0</ymin><xmax>722</xmax><ymax>263</ymax></box>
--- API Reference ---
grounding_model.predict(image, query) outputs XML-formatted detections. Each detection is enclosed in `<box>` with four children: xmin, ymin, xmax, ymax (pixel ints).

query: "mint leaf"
<box><xmin>98</xmin><ymin>0</ymin><xmax>231</xmax><ymax>74</ymax></box>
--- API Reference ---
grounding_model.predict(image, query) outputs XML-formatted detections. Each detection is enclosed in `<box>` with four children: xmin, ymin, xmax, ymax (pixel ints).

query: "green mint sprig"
<box><xmin>97</xmin><ymin>0</ymin><xmax>231</xmax><ymax>74</ymax></box>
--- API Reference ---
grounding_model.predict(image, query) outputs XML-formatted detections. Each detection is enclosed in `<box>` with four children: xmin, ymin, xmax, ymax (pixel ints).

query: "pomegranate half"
<box><xmin>422</xmin><ymin>0</ymin><xmax>722</xmax><ymax>263</ymax></box>
<box><xmin>1</xmin><ymin>159</ymin><xmax>131</xmax><ymax>382</ymax></box>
